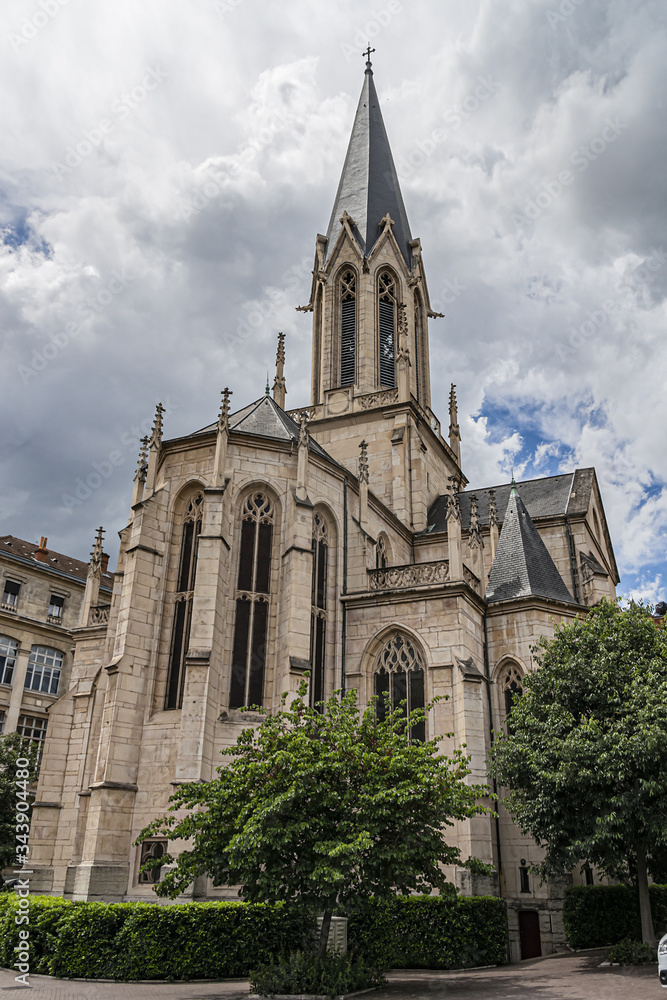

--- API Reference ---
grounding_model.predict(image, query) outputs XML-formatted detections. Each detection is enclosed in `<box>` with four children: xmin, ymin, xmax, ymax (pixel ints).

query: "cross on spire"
<box><xmin>363</xmin><ymin>44</ymin><xmax>375</xmax><ymax>70</ymax></box>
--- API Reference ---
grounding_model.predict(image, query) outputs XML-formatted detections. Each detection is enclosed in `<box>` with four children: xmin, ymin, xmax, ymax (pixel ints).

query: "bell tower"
<box><xmin>296</xmin><ymin>55</ymin><xmax>464</xmax><ymax>529</ymax></box>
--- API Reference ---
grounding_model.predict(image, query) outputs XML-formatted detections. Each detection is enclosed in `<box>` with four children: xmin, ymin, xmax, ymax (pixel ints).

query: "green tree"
<box><xmin>0</xmin><ymin>732</ymin><xmax>41</xmax><ymax>884</ymax></box>
<box><xmin>491</xmin><ymin>599</ymin><xmax>667</xmax><ymax>945</ymax></box>
<box><xmin>137</xmin><ymin>683</ymin><xmax>489</xmax><ymax>958</ymax></box>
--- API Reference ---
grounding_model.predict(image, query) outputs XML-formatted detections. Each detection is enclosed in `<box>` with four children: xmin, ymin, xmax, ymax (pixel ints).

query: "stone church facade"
<box><xmin>28</xmin><ymin>60</ymin><xmax>619</xmax><ymax>962</ymax></box>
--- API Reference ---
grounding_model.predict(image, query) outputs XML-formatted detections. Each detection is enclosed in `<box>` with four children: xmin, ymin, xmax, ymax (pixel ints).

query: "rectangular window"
<box><xmin>48</xmin><ymin>595</ymin><xmax>64</xmax><ymax>619</ymax></box>
<box><xmin>410</xmin><ymin>669</ymin><xmax>426</xmax><ymax>743</ymax></box>
<box><xmin>165</xmin><ymin>601</ymin><xmax>189</xmax><ymax>710</ymax></box>
<box><xmin>17</xmin><ymin>714</ymin><xmax>47</xmax><ymax>744</ymax></box>
<box><xmin>0</xmin><ymin>710</ymin><xmax>5</xmax><ymax>733</ymax></box>
<box><xmin>247</xmin><ymin>600</ymin><xmax>268</xmax><ymax>708</ymax></box>
<box><xmin>2</xmin><ymin>580</ymin><xmax>20</xmax><ymax>610</ymax></box>
<box><xmin>310</xmin><ymin>614</ymin><xmax>326</xmax><ymax>709</ymax></box>
<box><xmin>520</xmin><ymin>867</ymin><xmax>530</xmax><ymax>893</ymax></box>
<box><xmin>25</xmin><ymin>646</ymin><xmax>63</xmax><ymax>695</ymax></box>
<box><xmin>585</xmin><ymin>866</ymin><xmax>594</xmax><ymax>886</ymax></box>
<box><xmin>0</xmin><ymin>637</ymin><xmax>18</xmax><ymax>686</ymax></box>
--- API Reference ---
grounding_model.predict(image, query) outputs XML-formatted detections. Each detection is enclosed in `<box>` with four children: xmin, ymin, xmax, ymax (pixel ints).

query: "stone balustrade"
<box><xmin>368</xmin><ymin>559</ymin><xmax>450</xmax><ymax>591</ymax></box>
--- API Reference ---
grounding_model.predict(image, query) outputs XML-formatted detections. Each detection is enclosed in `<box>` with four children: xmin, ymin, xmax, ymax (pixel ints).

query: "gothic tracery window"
<box><xmin>310</xmin><ymin>512</ymin><xmax>328</xmax><ymax>709</ymax></box>
<box><xmin>374</xmin><ymin>633</ymin><xmax>425</xmax><ymax>742</ymax></box>
<box><xmin>501</xmin><ymin>664</ymin><xmax>523</xmax><ymax>720</ymax></box>
<box><xmin>165</xmin><ymin>492</ymin><xmax>204</xmax><ymax>710</ymax></box>
<box><xmin>230</xmin><ymin>493</ymin><xmax>274</xmax><ymax>709</ymax></box>
<box><xmin>378</xmin><ymin>271</ymin><xmax>396</xmax><ymax>389</ymax></box>
<box><xmin>340</xmin><ymin>270</ymin><xmax>356</xmax><ymax>387</ymax></box>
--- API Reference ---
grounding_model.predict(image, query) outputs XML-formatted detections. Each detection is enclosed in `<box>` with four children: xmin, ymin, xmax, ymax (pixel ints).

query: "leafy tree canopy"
<box><xmin>0</xmin><ymin>732</ymin><xmax>41</xmax><ymax>883</ymax></box>
<box><xmin>491</xmin><ymin>599</ymin><xmax>667</xmax><ymax>943</ymax></box>
<box><xmin>137</xmin><ymin>683</ymin><xmax>489</xmax><ymax>954</ymax></box>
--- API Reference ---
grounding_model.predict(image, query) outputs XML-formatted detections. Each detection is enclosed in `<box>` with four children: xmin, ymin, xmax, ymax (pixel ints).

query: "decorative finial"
<box><xmin>298</xmin><ymin>410</ymin><xmax>309</xmax><ymax>447</ymax></box>
<box><xmin>510</xmin><ymin>471</ymin><xmax>518</xmax><ymax>494</ymax></box>
<box><xmin>149</xmin><ymin>402</ymin><xmax>165</xmax><ymax>450</ymax></box>
<box><xmin>265</xmin><ymin>372</ymin><xmax>271</xmax><ymax>396</ymax></box>
<box><xmin>359</xmin><ymin>439</ymin><xmax>369</xmax><ymax>484</ymax></box>
<box><xmin>470</xmin><ymin>494</ymin><xmax>479</xmax><ymax>531</ymax></box>
<box><xmin>489</xmin><ymin>489</ymin><xmax>498</xmax><ymax>527</ymax></box>
<box><xmin>363</xmin><ymin>44</ymin><xmax>375</xmax><ymax>71</ymax></box>
<box><xmin>273</xmin><ymin>332</ymin><xmax>287</xmax><ymax>407</ymax></box>
<box><xmin>133</xmin><ymin>436</ymin><xmax>148</xmax><ymax>484</ymax></box>
<box><xmin>218</xmin><ymin>387</ymin><xmax>232</xmax><ymax>434</ymax></box>
<box><xmin>88</xmin><ymin>526</ymin><xmax>105</xmax><ymax>579</ymax></box>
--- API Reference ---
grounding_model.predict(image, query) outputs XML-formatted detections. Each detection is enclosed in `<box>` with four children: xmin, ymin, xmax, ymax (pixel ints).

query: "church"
<box><xmin>28</xmin><ymin>57</ymin><xmax>619</xmax><ymax>962</ymax></box>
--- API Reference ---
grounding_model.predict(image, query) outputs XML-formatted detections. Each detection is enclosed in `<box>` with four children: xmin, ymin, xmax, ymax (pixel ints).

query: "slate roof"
<box><xmin>427</xmin><ymin>469</ymin><xmax>596</xmax><ymax>533</ymax></box>
<box><xmin>0</xmin><ymin>535</ymin><xmax>114</xmax><ymax>592</ymax></box>
<box><xmin>324</xmin><ymin>64</ymin><xmax>413</xmax><ymax>268</ymax></box>
<box><xmin>485</xmin><ymin>486</ymin><xmax>577</xmax><ymax>606</ymax></box>
<box><xmin>182</xmin><ymin>396</ymin><xmax>338</xmax><ymax>465</ymax></box>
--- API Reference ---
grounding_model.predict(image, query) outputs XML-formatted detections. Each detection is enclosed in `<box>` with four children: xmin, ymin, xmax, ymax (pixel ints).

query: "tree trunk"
<box><xmin>318</xmin><ymin>905</ymin><xmax>333</xmax><ymax>960</ymax></box>
<box><xmin>636</xmin><ymin>848</ymin><xmax>656</xmax><ymax>947</ymax></box>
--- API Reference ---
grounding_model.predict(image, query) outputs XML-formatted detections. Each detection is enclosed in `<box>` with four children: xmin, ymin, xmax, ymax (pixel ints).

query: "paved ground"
<box><xmin>0</xmin><ymin>951</ymin><xmax>660</xmax><ymax>999</ymax></box>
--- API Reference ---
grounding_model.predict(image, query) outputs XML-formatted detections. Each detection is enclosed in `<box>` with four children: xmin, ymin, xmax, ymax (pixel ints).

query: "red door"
<box><xmin>518</xmin><ymin>910</ymin><xmax>542</xmax><ymax>960</ymax></box>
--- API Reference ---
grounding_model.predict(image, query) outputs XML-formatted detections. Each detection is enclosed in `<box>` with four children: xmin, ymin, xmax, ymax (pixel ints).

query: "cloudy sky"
<box><xmin>1</xmin><ymin>0</ymin><xmax>666</xmax><ymax>602</ymax></box>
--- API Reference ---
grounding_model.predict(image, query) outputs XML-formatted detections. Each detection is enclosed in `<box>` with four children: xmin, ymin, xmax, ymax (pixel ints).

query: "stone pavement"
<box><xmin>0</xmin><ymin>952</ymin><xmax>660</xmax><ymax>999</ymax></box>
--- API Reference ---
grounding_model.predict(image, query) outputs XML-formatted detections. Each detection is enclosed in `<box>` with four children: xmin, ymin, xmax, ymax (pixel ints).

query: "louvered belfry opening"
<box><xmin>166</xmin><ymin>492</ymin><xmax>204</xmax><ymax>710</ymax></box>
<box><xmin>378</xmin><ymin>271</ymin><xmax>396</xmax><ymax>388</ymax></box>
<box><xmin>413</xmin><ymin>296</ymin><xmax>422</xmax><ymax>403</ymax></box>
<box><xmin>340</xmin><ymin>270</ymin><xmax>356</xmax><ymax>387</ymax></box>
<box><xmin>230</xmin><ymin>493</ymin><xmax>274</xmax><ymax>709</ymax></box>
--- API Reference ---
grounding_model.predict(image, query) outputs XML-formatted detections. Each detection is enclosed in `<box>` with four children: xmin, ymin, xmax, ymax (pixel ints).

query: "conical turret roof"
<box><xmin>486</xmin><ymin>483</ymin><xmax>578</xmax><ymax>605</ymax></box>
<box><xmin>324</xmin><ymin>62</ymin><xmax>412</xmax><ymax>267</ymax></box>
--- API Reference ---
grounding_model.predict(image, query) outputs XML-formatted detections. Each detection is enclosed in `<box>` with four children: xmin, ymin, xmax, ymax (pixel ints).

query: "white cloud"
<box><xmin>0</xmin><ymin>0</ymin><xmax>665</xmax><ymax>606</ymax></box>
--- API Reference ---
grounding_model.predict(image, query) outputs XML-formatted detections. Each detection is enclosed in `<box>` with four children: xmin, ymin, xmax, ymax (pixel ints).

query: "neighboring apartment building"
<box><xmin>0</xmin><ymin>534</ymin><xmax>113</xmax><ymax>747</ymax></box>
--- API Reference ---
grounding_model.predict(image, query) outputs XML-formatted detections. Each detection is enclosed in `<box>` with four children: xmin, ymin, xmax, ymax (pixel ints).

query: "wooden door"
<box><xmin>518</xmin><ymin>910</ymin><xmax>542</xmax><ymax>960</ymax></box>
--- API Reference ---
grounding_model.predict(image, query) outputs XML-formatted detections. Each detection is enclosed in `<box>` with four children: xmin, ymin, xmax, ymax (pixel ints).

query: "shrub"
<box><xmin>0</xmin><ymin>895</ymin><xmax>314</xmax><ymax>980</ymax></box>
<box><xmin>344</xmin><ymin>894</ymin><xmax>508</xmax><ymax>970</ymax></box>
<box><xmin>563</xmin><ymin>884</ymin><xmax>667</xmax><ymax>949</ymax></box>
<box><xmin>250</xmin><ymin>950</ymin><xmax>387</xmax><ymax>997</ymax></box>
<box><xmin>606</xmin><ymin>937</ymin><xmax>657</xmax><ymax>966</ymax></box>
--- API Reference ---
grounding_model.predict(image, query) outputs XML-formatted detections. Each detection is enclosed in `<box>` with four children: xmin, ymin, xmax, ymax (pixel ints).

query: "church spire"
<box><xmin>272</xmin><ymin>332</ymin><xmax>286</xmax><ymax>408</ymax></box>
<box><xmin>324</xmin><ymin>58</ymin><xmax>412</xmax><ymax>267</ymax></box>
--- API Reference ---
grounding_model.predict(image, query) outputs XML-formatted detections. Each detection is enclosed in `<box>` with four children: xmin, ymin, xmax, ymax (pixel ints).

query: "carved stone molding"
<box><xmin>358</xmin><ymin>389</ymin><xmax>399</xmax><ymax>410</ymax></box>
<box><xmin>88</xmin><ymin>604</ymin><xmax>110</xmax><ymax>625</ymax></box>
<box><xmin>368</xmin><ymin>560</ymin><xmax>450</xmax><ymax>592</ymax></box>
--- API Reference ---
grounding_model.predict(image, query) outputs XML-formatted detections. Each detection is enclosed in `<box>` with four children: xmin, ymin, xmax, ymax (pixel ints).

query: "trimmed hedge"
<box><xmin>0</xmin><ymin>896</ymin><xmax>315</xmax><ymax>980</ymax></box>
<box><xmin>563</xmin><ymin>884</ymin><xmax>667</xmax><ymax>949</ymax></box>
<box><xmin>345</xmin><ymin>895</ymin><xmax>508</xmax><ymax>969</ymax></box>
<box><xmin>0</xmin><ymin>893</ymin><xmax>508</xmax><ymax>979</ymax></box>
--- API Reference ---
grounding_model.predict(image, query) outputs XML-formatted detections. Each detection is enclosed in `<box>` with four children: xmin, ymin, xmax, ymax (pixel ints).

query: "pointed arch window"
<box><xmin>340</xmin><ymin>270</ymin><xmax>356</xmax><ymax>387</ymax></box>
<box><xmin>374</xmin><ymin>633</ymin><xmax>425</xmax><ymax>742</ymax></box>
<box><xmin>230</xmin><ymin>493</ymin><xmax>274</xmax><ymax>709</ymax></box>
<box><xmin>310</xmin><ymin>513</ymin><xmax>328</xmax><ymax>710</ymax></box>
<box><xmin>501</xmin><ymin>664</ymin><xmax>523</xmax><ymax>721</ymax></box>
<box><xmin>166</xmin><ymin>492</ymin><xmax>204</xmax><ymax>710</ymax></box>
<box><xmin>378</xmin><ymin>271</ymin><xmax>397</xmax><ymax>388</ymax></box>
